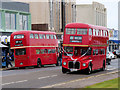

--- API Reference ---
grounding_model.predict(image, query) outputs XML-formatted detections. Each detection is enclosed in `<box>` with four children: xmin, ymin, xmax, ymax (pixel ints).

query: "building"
<box><xmin>118</xmin><ymin>1</ymin><xmax>120</xmax><ymax>49</ymax></box>
<box><xmin>76</xmin><ymin>2</ymin><xmax>107</xmax><ymax>27</ymax></box>
<box><xmin>108</xmin><ymin>29</ymin><xmax>119</xmax><ymax>51</ymax></box>
<box><xmin>0</xmin><ymin>0</ymin><xmax>31</xmax><ymax>55</ymax></box>
<box><xmin>29</xmin><ymin>0</ymin><xmax>76</xmax><ymax>47</ymax></box>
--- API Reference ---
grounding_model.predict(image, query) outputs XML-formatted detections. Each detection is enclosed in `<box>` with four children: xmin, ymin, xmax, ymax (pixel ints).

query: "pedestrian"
<box><xmin>59</xmin><ymin>51</ymin><xmax>62</xmax><ymax>66</ymax></box>
<box><xmin>6</xmin><ymin>53</ymin><xmax>13</xmax><ymax>68</ymax></box>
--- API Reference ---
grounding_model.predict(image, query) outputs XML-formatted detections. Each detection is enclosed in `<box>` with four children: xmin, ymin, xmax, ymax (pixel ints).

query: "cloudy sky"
<box><xmin>76</xmin><ymin>0</ymin><xmax>119</xmax><ymax>30</ymax></box>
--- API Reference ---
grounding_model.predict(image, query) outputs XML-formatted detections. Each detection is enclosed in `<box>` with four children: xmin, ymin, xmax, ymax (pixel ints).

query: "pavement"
<box><xmin>1</xmin><ymin>58</ymin><xmax>119</xmax><ymax>88</ymax></box>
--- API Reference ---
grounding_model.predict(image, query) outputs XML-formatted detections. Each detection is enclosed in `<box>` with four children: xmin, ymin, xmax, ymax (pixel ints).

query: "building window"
<box><xmin>19</xmin><ymin>14</ymin><xmax>28</xmax><ymax>30</ymax></box>
<box><xmin>5</xmin><ymin>13</ymin><xmax>16</xmax><ymax>30</ymax></box>
<box><xmin>0</xmin><ymin>12</ymin><xmax>2</xmax><ymax>29</ymax></box>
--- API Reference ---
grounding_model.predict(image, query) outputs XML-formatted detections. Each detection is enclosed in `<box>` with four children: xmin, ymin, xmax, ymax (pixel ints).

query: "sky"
<box><xmin>76</xmin><ymin>0</ymin><xmax>119</xmax><ymax>30</ymax></box>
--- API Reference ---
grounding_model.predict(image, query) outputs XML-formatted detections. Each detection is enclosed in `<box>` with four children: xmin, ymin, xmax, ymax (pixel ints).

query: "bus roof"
<box><xmin>65</xmin><ymin>23</ymin><xmax>108</xmax><ymax>30</ymax></box>
<box><xmin>12</xmin><ymin>30</ymin><xmax>56</xmax><ymax>35</ymax></box>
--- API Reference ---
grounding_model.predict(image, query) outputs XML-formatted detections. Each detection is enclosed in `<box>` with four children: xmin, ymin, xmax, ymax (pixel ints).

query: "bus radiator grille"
<box><xmin>68</xmin><ymin>61</ymin><xmax>80</xmax><ymax>69</ymax></box>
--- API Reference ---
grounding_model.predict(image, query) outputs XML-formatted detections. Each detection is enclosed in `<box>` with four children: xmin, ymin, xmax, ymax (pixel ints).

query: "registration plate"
<box><xmin>70</xmin><ymin>69</ymin><xmax>78</xmax><ymax>72</ymax></box>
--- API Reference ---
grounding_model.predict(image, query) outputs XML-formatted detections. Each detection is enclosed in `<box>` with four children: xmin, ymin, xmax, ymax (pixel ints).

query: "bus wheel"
<box><xmin>37</xmin><ymin>60</ymin><xmax>42</xmax><ymax>68</ymax></box>
<box><xmin>62</xmin><ymin>67</ymin><xmax>69</xmax><ymax>74</ymax></box>
<box><xmin>101</xmin><ymin>61</ymin><xmax>105</xmax><ymax>71</ymax></box>
<box><xmin>86</xmin><ymin>63</ymin><xmax>92</xmax><ymax>74</ymax></box>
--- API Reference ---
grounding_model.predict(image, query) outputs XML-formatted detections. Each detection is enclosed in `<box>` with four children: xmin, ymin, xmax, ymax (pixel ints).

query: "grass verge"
<box><xmin>85</xmin><ymin>77</ymin><xmax>120</xmax><ymax>88</ymax></box>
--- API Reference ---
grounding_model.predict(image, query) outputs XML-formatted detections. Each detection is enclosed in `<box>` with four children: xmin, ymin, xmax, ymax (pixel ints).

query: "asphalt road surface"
<box><xmin>1</xmin><ymin>58</ymin><xmax>119</xmax><ymax>88</ymax></box>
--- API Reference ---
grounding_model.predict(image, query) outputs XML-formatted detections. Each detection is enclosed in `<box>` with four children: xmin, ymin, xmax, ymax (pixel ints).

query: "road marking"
<box><xmin>107</xmin><ymin>68</ymin><xmax>116</xmax><ymax>70</ymax></box>
<box><xmin>41</xmin><ymin>70</ymin><xmax>119</xmax><ymax>88</ymax></box>
<box><xmin>38</xmin><ymin>75</ymin><xmax>57</xmax><ymax>80</ymax></box>
<box><xmin>2</xmin><ymin>80</ymin><xmax>28</xmax><ymax>86</ymax></box>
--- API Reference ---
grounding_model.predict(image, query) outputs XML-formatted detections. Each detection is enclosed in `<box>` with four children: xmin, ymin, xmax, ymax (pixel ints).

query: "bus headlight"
<box><xmin>83</xmin><ymin>63</ymin><xmax>86</xmax><ymax>66</ymax></box>
<box><xmin>63</xmin><ymin>62</ymin><xmax>66</xmax><ymax>65</ymax></box>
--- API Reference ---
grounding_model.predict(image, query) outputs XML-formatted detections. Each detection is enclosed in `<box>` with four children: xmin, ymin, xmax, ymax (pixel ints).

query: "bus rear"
<box><xmin>10</xmin><ymin>31</ymin><xmax>30</xmax><ymax>67</ymax></box>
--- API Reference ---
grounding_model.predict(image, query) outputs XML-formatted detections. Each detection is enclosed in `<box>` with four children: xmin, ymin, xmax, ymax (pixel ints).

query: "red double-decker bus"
<box><xmin>10</xmin><ymin>31</ymin><xmax>58</xmax><ymax>68</ymax></box>
<box><xmin>62</xmin><ymin>23</ymin><xmax>109</xmax><ymax>74</ymax></box>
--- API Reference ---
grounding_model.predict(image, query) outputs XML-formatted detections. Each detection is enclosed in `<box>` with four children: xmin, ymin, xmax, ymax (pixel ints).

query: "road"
<box><xmin>1</xmin><ymin>58</ymin><xmax>119</xmax><ymax>88</ymax></box>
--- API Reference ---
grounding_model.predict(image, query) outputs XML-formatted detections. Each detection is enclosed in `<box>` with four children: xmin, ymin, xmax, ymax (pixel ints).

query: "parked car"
<box><xmin>106</xmin><ymin>51</ymin><xmax>116</xmax><ymax>65</ymax></box>
<box><xmin>113</xmin><ymin>50</ymin><xmax>120</xmax><ymax>58</ymax></box>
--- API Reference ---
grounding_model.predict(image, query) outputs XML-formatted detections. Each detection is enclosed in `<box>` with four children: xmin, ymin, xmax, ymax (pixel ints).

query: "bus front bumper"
<box><xmin>62</xmin><ymin>60</ymin><xmax>89</xmax><ymax>71</ymax></box>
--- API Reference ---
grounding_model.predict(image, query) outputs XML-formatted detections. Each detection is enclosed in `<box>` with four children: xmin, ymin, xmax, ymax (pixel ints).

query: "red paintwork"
<box><xmin>62</xmin><ymin>23</ymin><xmax>109</xmax><ymax>71</ymax></box>
<box><xmin>10</xmin><ymin>30</ymin><xmax>58</xmax><ymax>67</ymax></box>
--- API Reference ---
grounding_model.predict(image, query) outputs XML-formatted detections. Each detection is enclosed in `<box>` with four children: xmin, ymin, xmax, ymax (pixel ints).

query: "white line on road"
<box><xmin>2</xmin><ymin>80</ymin><xmax>28</xmax><ymax>86</ymax></box>
<box><xmin>38</xmin><ymin>75</ymin><xmax>57</xmax><ymax>80</ymax></box>
<box><xmin>41</xmin><ymin>70</ymin><xmax>119</xmax><ymax>88</ymax></box>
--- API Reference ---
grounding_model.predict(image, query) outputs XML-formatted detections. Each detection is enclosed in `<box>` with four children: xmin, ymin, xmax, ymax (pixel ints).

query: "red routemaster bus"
<box><xmin>62</xmin><ymin>23</ymin><xmax>109</xmax><ymax>74</ymax></box>
<box><xmin>10</xmin><ymin>31</ymin><xmax>58</xmax><ymax>67</ymax></box>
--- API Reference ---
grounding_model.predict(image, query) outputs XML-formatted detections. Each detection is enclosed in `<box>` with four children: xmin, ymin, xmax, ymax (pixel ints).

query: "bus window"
<box><xmin>77</xmin><ymin>28</ymin><xmax>87</xmax><ymax>35</ymax></box>
<box><xmin>54</xmin><ymin>35</ymin><xmax>57</xmax><ymax>39</ymax></box>
<box><xmin>43</xmin><ymin>34</ymin><xmax>45</xmax><ymax>39</ymax></box>
<box><xmin>105</xmin><ymin>31</ymin><xmax>108</xmax><ymax>36</ymax></box>
<box><xmin>46</xmin><ymin>35</ymin><xmax>49</xmax><ymax>39</ymax></box>
<box><xmin>36</xmin><ymin>49</ymin><xmax>40</xmax><ymax>54</ymax></box>
<box><xmin>64</xmin><ymin>47</ymin><xmax>73</xmax><ymax>56</ymax></box>
<box><xmin>103</xmin><ymin>30</ymin><xmax>105</xmax><ymax>36</ymax></box>
<box><xmin>66</xmin><ymin>28</ymin><xmax>76</xmax><ymax>34</ymax></box>
<box><xmin>93</xmin><ymin>50</ymin><xmax>96</xmax><ymax>55</ymax></box>
<box><xmin>96</xmin><ymin>49</ymin><xmax>98</xmax><ymax>55</ymax></box>
<box><xmin>14</xmin><ymin>34</ymin><xmax>24</xmax><ymax>39</ymax></box>
<box><xmin>50</xmin><ymin>35</ymin><xmax>54</xmax><ymax>39</ymax></box>
<box><xmin>15</xmin><ymin>49</ymin><xmax>26</xmax><ymax>55</ymax></box>
<box><xmin>48</xmin><ymin>49</ymin><xmax>52</xmax><ymax>54</ymax></box>
<box><xmin>81</xmin><ymin>48</ymin><xmax>91</xmax><ymax>56</ymax></box>
<box><xmin>45</xmin><ymin>49</ymin><xmax>47</xmax><ymax>53</ymax></box>
<box><xmin>96</xmin><ymin>30</ymin><xmax>99</xmax><ymax>36</ymax></box>
<box><xmin>89</xmin><ymin>29</ymin><xmax>92</xmax><ymax>35</ymax></box>
<box><xmin>101</xmin><ymin>30</ymin><xmax>103</xmax><ymax>36</ymax></box>
<box><xmin>39</xmin><ymin>34</ymin><xmax>43</xmax><ymax>39</ymax></box>
<box><xmin>30</xmin><ymin>34</ymin><xmax>34</xmax><ymax>38</ymax></box>
<box><xmin>35</xmin><ymin>34</ymin><xmax>39</xmax><ymax>39</ymax></box>
<box><xmin>52</xmin><ymin>49</ymin><xmax>55</xmax><ymax>53</ymax></box>
<box><xmin>93</xmin><ymin>29</ymin><xmax>96</xmax><ymax>36</ymax></box>
<box><xmin>41</xmin><ymin>49</ymin><xmax>44</xmax><ymax>54</ymax></box>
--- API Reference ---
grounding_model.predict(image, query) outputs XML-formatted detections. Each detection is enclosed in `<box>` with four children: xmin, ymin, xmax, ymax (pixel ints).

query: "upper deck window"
<box><xmin>105</xmin><ymin>31</ymin><xmax>108</xmax><ymax>36</ymax></box>
<box><xmin>46</xmin><ymin>34</ymin><xmax>50</xmax><ymax>39</ymax></box>
<box><xmin>50</xmin><ymin>35</ymin><xmax>54</xmax><ymax>39</ymax></box>
<box><xmin>96</xmin><ymin>30</ymin><xmax>99</xmax><ymax>36</ymax></box>
<box><xmin>54</xmin><ymin>35</ymin><xmax>57</xmax><ymax>39</ymax></box>
<box><xmin>30</xmin><ymin>34</ymin><xmax>34</xmax><ymax>39</ymax></box>
<box><xmin>103</xmin><ymin>30</ymin><xmax>106</xmax><ymax>36</ymax></box>
<box><xmin>101</xmin><ymin>30</ymin><xmax>103</xmax><ymax>36</ymax></box>
<box><xmin>89</xmin><ymin>29</ymin><xmax>92</xmax><ymax>35</ymax></box>
<box><xmin>39</xmin><ymin>34</ymin><xmax>45</xmax><ymax>39</ymax></box>
<box><xmin>35</xmin><ymin>34</ymin><xmax>39</xmax><ymax>39</ymax></box>
<box><xmin>77</xmin><ymin>28</ymin><xmax>87</xmax><ymax>35</ymax></box>
<box><xmin>66</xmin><ymin>28</ymin><xmax>76</xmax><ymax>34</ymax></box>
<box><xmin>93</xmin><ymin>29</ymin><xmax>96</xmax><ymax>36</ymax></box>
<box><xmin>14</xmin><ymin>34</ymin><xmax>24</xmax><ymax>39</ymax></box>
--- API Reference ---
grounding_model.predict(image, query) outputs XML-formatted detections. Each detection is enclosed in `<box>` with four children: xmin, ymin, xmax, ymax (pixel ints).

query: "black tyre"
<box><xmin>86</xmin><ymin>63</ymin><xmax>92</xmax><ymax>75</ymax></box>
<box><xmin>37</xmin><ymin>60</ymin><xmax>42</xmax><ymax>68</ymax></box>
<box><xmin>101</xmin><ymin>61</ymin><xmax>105</xmax><ymax>71</ymax></box>
<box><xmin>62</xmin><ymin>67</ymin><xmax>69</xmax><ymax>73</ymax></box>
